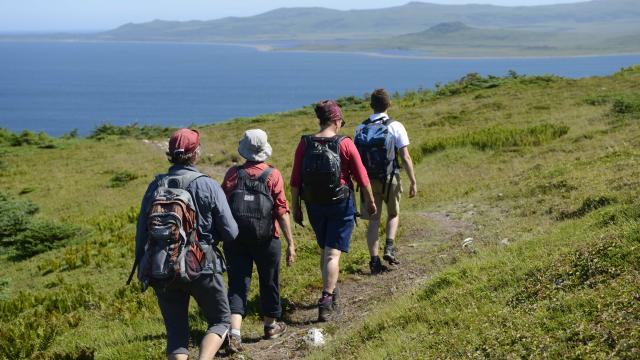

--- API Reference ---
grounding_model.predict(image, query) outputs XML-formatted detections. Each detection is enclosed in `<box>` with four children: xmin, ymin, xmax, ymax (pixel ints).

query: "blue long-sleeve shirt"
<box><xmin>135</xmin><ymin>164</ymin><xmax>239</xmax><ymax>263</ymax></box>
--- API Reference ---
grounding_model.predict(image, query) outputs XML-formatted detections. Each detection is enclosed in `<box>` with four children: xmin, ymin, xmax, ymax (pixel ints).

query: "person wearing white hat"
<box><xmin>221</xmin><ymin>129</ymin><xmax>296</xmax><ymax>353</ymax></box>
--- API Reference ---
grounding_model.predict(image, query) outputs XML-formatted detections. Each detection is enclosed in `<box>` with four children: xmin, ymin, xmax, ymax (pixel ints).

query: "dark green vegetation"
<box><xmin>1</xmin><ymin>65</ymin><xmax>639</xmax><ymax>358</ymax></box>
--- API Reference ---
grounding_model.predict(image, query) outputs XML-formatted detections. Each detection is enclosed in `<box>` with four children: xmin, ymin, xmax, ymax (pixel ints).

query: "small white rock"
<box><xmin>305</xmin><ymin>328</ymin><xmax>325</xmax><ymax>347</ymax></box>
<box><xmin>500</xmin><ymin>238</ymin><xmax>510</xmax><ymax>245</ymax></box>
<box><xmin>462</xmin><ymin>238</ymin><xmax>474</xmax><ymax>248</ymax></box>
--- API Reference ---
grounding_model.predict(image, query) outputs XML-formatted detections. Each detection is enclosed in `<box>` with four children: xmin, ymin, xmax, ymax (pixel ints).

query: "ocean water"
<box><xmin>1</xmin><ymin>41</ymin><xmax>639</xmax><ymax>136</ymax></box>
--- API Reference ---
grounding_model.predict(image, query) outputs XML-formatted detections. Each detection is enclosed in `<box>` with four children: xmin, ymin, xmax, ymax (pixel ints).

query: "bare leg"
<box><xmin>198</xmin><ymin>333</ymin><xmax>225</xmax><ymax>360</ymax></box>
<box><xmin>230</xmin><ymin>314</ymin><xmax>242</xmax><ymax>332</ymax></box>
<box><xmin>320</xmin><ymin>248</ymin><xmax>326</xmax><ymax>284</ymax></box>
<box><xmin>168</xmin><ymin>355</ymin><xmax>188</xmax><ymax>360</ymax></box>
<box><xmin>386</xmin><ymin>215</ymin><xmax>399</xmax><ymax>240</ymax></box>
<box><xmin>323</xmin><ymin>247</ymin><xmax>342</xmax><ymax>294</ymax></box>
<box><xmin>366</xmin><ymin>217</ymin><xmax>381</xmax><ymax>257</ymax></box>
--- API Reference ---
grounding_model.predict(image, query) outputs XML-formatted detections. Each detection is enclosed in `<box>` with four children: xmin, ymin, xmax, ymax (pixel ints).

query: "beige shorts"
<box><xmin>360</xmin><ymin>174</ymin><xmax>402</xmax><ymax>220</ymax></box>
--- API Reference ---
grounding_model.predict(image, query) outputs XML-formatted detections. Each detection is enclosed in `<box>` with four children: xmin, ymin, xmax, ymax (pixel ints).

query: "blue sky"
<box><xmin>0</xmin><ymin>0</ymin><xmax>585</xmax><ymax>32</ymax></box>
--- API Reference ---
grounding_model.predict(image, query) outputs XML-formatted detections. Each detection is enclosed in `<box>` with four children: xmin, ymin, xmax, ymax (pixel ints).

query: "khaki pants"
<box><xmin>360</xmin><ymin>174</ymin><xmax>402</xmax><ymax>220</ymax></box>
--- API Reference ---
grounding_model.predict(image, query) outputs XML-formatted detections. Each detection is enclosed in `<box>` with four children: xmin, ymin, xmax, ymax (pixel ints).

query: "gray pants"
<box><xmin>154</xmin><ymin>273</ymin><xmax>230</xmax><ymax>355</ymax></box>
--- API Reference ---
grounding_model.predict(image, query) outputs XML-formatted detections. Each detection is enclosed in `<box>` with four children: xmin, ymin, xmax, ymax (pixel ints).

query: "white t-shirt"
<box><xmin>354</xmin><ymin>112</ymin><xmax>410</xmax><ymax>149</ymax></box>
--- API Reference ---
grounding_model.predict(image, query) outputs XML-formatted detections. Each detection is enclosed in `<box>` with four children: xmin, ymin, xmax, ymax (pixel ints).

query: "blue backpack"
<box><xmin>354</xmin><ymin>117</ymin><xmax>398</xmax><ymax>181</ymax></box>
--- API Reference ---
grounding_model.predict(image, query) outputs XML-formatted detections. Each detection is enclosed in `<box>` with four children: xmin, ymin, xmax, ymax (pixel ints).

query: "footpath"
<box><xmin>230</xmin><ymin>209</ymin><xmax>475</xmax><ymax>360</ymax></box>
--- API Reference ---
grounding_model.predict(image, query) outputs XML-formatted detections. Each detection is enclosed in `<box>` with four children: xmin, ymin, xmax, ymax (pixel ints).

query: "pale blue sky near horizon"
<box><xmin>0</xmin><ymin>0</ymin><xmax>586</xmax><ymax>32</ymax></box>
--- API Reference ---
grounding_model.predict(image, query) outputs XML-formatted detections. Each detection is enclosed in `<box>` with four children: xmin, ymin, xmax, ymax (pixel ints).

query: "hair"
<box><xmin>370</xmin><ymin>88</ymin><xmax>391</xmax><ymax>113</ymax></box>
<box><xmin>167</xmin><ymin>146</ymin><xmax>200</xmax><ymax>165</ymax></box>
<box><xmin>314</xmin><ymin>100</ymin><xmax>343</xmax><ymax>126</ymax></box>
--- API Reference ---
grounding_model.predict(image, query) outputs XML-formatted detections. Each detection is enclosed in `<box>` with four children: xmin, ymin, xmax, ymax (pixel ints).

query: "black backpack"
<box><xmin>228</xmin><ymin>167</ymin><xmax>274</xmax><ymax>245</ymax></box>
<box><xmin>354</xmin><ymin>117</ymin><xmax>398</xmax><ymax>180</ymax></box>
<box><xmin>301</xmin><ymin>135</ymin><xmax>350</xmax><ymax>204</ymax></box>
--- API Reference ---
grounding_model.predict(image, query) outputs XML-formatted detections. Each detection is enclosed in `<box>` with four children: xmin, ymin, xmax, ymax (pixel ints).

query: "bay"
<box><xmin>0</xmin><ymin>41</ymin><xmax>638</xmax><ymax>136</ymax></box>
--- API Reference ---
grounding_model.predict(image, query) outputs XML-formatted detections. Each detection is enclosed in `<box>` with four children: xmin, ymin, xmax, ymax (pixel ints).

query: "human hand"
<box><xmin>286</xmin><ymin>245</ymin><xmax>296</xmax><ymax>266</ymax></box>
<box><xmin>293</xmin><ymin>206</ymin><xmax>303</xmax><ymax>226</ymax></box>
<box><xmin>409</xmin><ymin>182</ymin><xmax>417</xmax><ymax>198</ymax></box>
<box><xmin>366</xmin><ymin>201</ymin><xmax>377</xmax><ymax>217</ymax></box>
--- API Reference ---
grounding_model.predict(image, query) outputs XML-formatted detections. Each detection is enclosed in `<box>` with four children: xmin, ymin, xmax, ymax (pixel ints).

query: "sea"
<box><xmin>1</xmin><ymin>41</ymin><xmax>639</xmax><ymax>136</ymax></box>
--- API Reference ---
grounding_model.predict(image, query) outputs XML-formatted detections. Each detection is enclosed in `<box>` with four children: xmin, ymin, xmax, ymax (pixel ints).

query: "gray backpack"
<box><xmin>128</xmin><ymin>172</ymin><xmax>214</xmax><ymax>290</ymax></box>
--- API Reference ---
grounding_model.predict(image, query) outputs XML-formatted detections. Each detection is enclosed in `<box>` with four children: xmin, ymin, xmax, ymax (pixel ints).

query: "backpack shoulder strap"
<box><xmin>158</xmin><ymin>171</ymin><xmax>207</xmax><ymax>190</ymax></box>
<box><xmin>258</xmin><ymin>166</ymin><xmax>274</xmax><ymax>184</ymax></box>
<box><xmin>383</xmin><ymin>117</ymin><xmax>395</xmax><ymax>126</ymax></box>
<box><xmin>333</xmin><ymin>135</ymin><xmax>347</xmax><ymax>145</ymax></box>
<box><xmin>178</xmin><ymin>171</ymin><xmax>207</xmax><ymax>190</ymax></box>
<box><xmin>236</xmin><ymin>166</ymin><xmax>248</xmax><ymax>180</ymax></box>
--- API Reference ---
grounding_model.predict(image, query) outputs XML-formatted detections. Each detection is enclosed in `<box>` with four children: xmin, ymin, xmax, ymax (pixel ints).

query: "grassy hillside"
<box><xmin>1</xmin><ymin>65</ymin><xmax>639</xmax><ymax>359</ymax></box>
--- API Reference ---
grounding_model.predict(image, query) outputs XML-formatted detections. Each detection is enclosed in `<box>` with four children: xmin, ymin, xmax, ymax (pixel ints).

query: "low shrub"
<box><xmin>9</xmin><ymin>130</ymin><xmax>55</xmax><ymax>148</ymax></box>
<box><xmin>336</xmin><ymin>95</ymin><xmax>368</xmax><ymax>110</ymax></box>
<box><xmin>435</xmin><ymin>72</ymin><xmax>506</xmax><ymax>97</ymax></box>
<box><xmin>0</xmin><ymin>284</ymin><xmax>99</xmax><ymax>358</ymax></box>
<box><xmin>0</xmin><ymin>192</ymin><xmax>78</xmax><ymax>259</ymax></box>
<box><xmin>582</xmin><ymin>94</ymin><xmax>612</xmax><ymax>106</ymax></box>
<box><xmin>108</xmin><ymin>170</ymin><xmax>139</xmax><ymax>188</ymax></box>
<box><xmin>420</xmin><ymin>123</ymin><xmax>570</xmax><ymax>154</ymax></box>
<box><xmin>611</xmin><ymin>96</ymin><xmax>640</xmax><ymax>116</ymax></box>
<box><xmin>89</xmin><ymin>123</ymin><xmax>175</xmax><ymax>140</ymax></box>
<box><xmin>557</xmin><ymin>196</ymin><xmax>616</xmax><ymax>220</ymax></box>
<box><xmin>8</xmin><ymin>220</ymin><xmax>79</xmax><ymax>260</ymax></box>
<box><xmin>0</xmin><ymin>192</ymin><xmax>39</xmax><ymax>239</ymax></box>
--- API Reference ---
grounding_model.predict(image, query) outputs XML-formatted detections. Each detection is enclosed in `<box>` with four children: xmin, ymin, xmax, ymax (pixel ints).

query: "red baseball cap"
<box><xmin>168</xmin><ymin>128</ymin><xmax>200</xmax><ymax>155</ymax></box>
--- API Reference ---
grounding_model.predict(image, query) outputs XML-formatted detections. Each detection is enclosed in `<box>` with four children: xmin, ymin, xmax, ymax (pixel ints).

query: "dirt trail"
<box><xmin>224</xmin><ymin>211</ymin><xmax>474</xmax><ymax>360</ymax></box>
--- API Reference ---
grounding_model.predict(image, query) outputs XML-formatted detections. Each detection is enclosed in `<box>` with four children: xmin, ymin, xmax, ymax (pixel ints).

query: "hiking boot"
<box><xmin>383</xmin><ymin>243</ymin><xmax>400</xmax><ymax>265</ymax></box>
<box><xmin>369</xmin><ymin>256</ymin><xmax>389</xmax><ymax>275</ymax></box>
<box><xmin>225</xmin><ymin>333</ymin><xmax>244</xmax><ymax>354</ymax></box>
<box><xmin>264</xmin><ymin>321</ymin><xmax>287</xmax><ymax>340</ymax></box>
<box><xmin>317</xmin><ymin>292</ymin><xmax>334</xmax><ymax>322</ymax></box>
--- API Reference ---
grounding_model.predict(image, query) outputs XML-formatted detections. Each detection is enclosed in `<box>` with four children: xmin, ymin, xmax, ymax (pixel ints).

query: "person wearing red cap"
<box><xmin>135</xmin><ymin>128</ymin><xmax>238</xmax><ymax>360</ymax></box>
<box><xmin>290</xmin><ymin>100</ymin><xmax>377</xmax><ymax>322</ymax></box>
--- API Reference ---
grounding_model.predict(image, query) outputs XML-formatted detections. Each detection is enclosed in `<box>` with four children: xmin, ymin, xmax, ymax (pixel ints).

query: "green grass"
<box><xmin>0</xmin><ymin>66</ymin><xmax>639</xmax><ymax>358</ymax></box>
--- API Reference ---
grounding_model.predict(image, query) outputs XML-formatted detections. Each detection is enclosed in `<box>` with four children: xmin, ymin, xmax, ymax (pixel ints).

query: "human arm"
<box><xmin>398</xmin><ymin>146</ymin><xmax>417</xmax><ymax>198</ymax></box>
<box><xmin>343</xmin><ymin>138</ymin><xmax>377</xmax><ymax>216</ymax></box>
<box><xmin>290</xmin><ymin>186</ymin><xmax>303</xmax><ymax>226</ymax></box>
<box><xmin>289</xmin><ymin>139</ymin><xmax>306</xmax><ymax>226</ymax></box>
<box><xmin>268</xmin><ymin>168</ymin><xmax>296</xmax><ymax>265</ymax></box>
<box><xmin>209</xmin><ymin>180</ymin><xmax>239</xmax><ymax>243</ymax></box>
<box><xmin>135</xmin><ymin>181</ymin><xmax>156</xmax><ymax>260</ymax></box>
<box><xmin>277</xmin><ymin>213</ymin><xmax>296</xmax><ymax>266</ymax></box>
<box><xmin>361</xmin><ymin>183</ymin><xmax>377</xmax><ymax>216</ymax></box>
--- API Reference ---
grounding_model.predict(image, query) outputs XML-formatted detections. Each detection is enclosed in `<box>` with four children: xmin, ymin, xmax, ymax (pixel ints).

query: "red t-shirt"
<box><xmin>222</xmin><ymin>162</ymin><xmax>289</xmax><ymax>238</ymax></box>
<box><xmin>289</xmin><ymin>136</ymin><xmax>370</xmax><ymax>189</ymax></box>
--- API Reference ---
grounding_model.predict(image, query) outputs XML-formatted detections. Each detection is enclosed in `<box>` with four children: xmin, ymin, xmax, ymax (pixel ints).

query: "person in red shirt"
<box><xmin>290</xmin><ymin>100</ymin><xmax>377</xmax><ymax>322</ymax></box>
<box><xmin>221</xmin><ymin>129</ymin><xmax>296</xmax><ymax>353</ymax></box>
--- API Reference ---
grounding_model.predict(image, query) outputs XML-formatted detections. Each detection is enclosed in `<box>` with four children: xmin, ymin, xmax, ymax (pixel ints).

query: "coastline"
<box><xmin>2</xmin><ymin>37</ymin><xmax>640</xmax><ymax>61</ymax></box>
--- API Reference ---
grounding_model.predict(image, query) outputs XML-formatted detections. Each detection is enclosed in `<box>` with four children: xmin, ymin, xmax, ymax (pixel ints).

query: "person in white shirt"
<box><xmin>355</xmin><ymin>88</ymin><xmax>418</xmax><ymax>274</ymax></box>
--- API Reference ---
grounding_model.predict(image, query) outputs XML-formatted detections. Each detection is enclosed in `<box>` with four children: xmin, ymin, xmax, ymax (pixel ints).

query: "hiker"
<box><xmin>290</xmin><ymin>100</ymin><xmax>377</xmax><ymax>322</ymax></box>
<box><xmin>133</xmin><ymin>128</ymin><xmax>238</xmax><ymax>360</ymax></box>
<box><xmin>354</xmin><ymin>88</ymin><xmax>417</xmax><ymax>274</ymax></box>
<box><xmin>221</xmin><ymin>129</ymin><xmax>296</xmax><ymax>353</ymax></box>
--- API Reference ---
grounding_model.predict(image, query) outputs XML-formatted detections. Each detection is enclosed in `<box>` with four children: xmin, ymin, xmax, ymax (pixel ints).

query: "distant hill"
<box><xmin>97</xmin><ymin>0</ymin><xmax>640</xmax><ymax>42</ymax></box>
<box><xmin>3</xmin><ymin>0</ymin><xmax>639</xmax><ymax>57</ymax></box>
